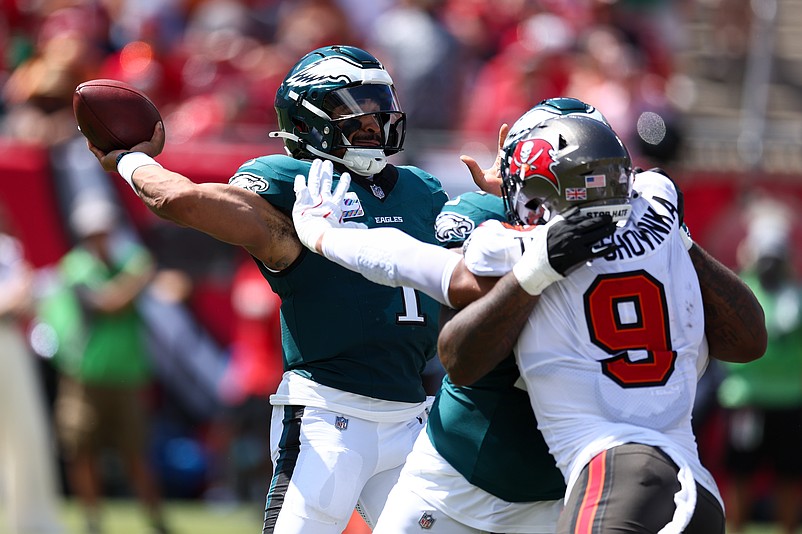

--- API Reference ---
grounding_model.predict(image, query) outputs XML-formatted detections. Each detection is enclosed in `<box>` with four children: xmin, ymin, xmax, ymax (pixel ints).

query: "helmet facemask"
<box><xmin>503</xmin><ymin>175</ymin><xmax>550</xmax><ymax>226</ymax></box>
<box><xmin>324</xmin><ymin>84</ymin><xmax>406</xmax><ymax>174</ymax></box>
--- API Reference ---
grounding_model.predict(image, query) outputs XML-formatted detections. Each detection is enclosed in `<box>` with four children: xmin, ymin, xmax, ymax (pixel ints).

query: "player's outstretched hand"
<box><xmin>460</xmin><ymin>123</ymin><xmax>509</xmax><ymax>196</ymax></box>
<box><xmin>293</xmin><ymin>158</ymin><xmax>366</xmax><ymax>252</ymax></box>
<box><xmin>513</xmin><ymin>209</ymin><xmax>618</xmax><ymax>295</ymax></box>
<box><xmin>87</xmin><ymin>121</ymin><xmax>166</xmax><ymax>174</ymax></box>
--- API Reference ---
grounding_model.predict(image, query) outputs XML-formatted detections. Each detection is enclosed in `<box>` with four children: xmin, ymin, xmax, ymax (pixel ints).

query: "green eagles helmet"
<box><xmin>503</xmin><ymin>97</ymin><xmax>609</xmax><ymax>151</ymax></box>
<box><xmin>271</xmin><ymin>45</ymin><xmax>406</xmax><ymax>176</ymax></box>
<box><xmin>501</xmin><ymin>115</ymin><xmax>633</xmax><ymax>225</ymax></box>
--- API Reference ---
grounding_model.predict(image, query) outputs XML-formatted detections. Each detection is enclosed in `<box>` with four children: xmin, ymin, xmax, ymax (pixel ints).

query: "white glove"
<box><xmin>462</xmin><ymin>220</ymin><xmax>527</xmax><ymax>277</ymax></box>
<box><xmin>293</xmin><ymin>158</ymin><xmax>367</xmax><ymax>252</ymax></box>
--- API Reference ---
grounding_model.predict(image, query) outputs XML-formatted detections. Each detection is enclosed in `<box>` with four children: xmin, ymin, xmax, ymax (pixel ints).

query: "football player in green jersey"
<box><xmin>85</xmin><ymin>45</ymin><xmax>494</xmax><ymax>534</ymax></box>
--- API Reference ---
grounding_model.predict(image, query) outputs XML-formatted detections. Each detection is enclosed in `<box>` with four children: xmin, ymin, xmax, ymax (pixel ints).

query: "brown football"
<box><xmin>73</xmin><ymin>79</ymin><xmax>162</xmax><ymax>152</ymax></box>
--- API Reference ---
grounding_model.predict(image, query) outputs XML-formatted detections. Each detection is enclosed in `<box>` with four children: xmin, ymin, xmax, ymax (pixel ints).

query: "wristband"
<box><xmin>116</xmin><ymin>152</ymin><xmax>162</xmax><ymax>192</ymax></box>
<box><xmin>512</xmin><ymin>239</ymin><xmax>562</xmax><ymax>295</ymax></box>
<box><xmin>511</xmin><ymin>221</ymin><xmax>563</xmax><ymax>296</ymax></box>
<box><xmin>115</xmin><ymin>151</ymin><xmax>133</xmax><ymax>166</ymax></box>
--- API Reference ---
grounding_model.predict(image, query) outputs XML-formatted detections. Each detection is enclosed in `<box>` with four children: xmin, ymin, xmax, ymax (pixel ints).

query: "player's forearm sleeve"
<box><xmin>320</xmin><ymin>227</ymin><xmax>461</xmax><ymax>307</ymax></box>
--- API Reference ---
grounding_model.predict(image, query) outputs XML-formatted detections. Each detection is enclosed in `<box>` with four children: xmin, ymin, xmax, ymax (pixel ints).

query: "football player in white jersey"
<box><xmin>440</xmin><ymin>115</ymin><xmax>724</xmax><ymax>533</ymax></box>
<box><xmin>292</xmin><ymin>117</ymin><xmax>766</xmax><ymax>533</ymax></box>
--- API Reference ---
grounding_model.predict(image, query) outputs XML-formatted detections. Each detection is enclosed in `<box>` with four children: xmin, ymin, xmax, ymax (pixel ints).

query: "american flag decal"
<box><xmin>566</xmin><ymin>188</ymin><xmax>587</xmax><ymax>200</ymax></box>
<box><xmin>585</xmin><ymin>174</ymin><xmax>606</xmax><ymax>188</ymax></box>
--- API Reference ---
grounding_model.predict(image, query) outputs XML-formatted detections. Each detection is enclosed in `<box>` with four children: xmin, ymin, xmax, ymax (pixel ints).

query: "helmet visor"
<box><xmin>325</xmin><ymin>84</ymin><xmax>406</xmax><ymax>155</ymax></box>
<box><xmin>323</xmin><ymin>84</ymin><xmax>402</xmax><ymax>118</ymax></box>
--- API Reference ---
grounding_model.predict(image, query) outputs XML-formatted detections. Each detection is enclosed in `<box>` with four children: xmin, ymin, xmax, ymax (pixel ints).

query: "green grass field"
<box><xmin>0</xmin><ymin>499</ymin><xmax>794</xmax><ymax>534</ymax></box>
<box><xmin>0</xmin><ymin>499</ymin><xmax>373</xmax><ymax>534</ymax></box>
<box><xmin>59</xmin><ymin>499</ymin><xmax>262</xmax><ymax>534</ymax></box>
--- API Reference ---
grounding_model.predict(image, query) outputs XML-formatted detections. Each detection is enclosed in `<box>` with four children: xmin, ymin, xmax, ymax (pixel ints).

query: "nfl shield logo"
<box><xmin>335</xmin><ymin>416</ymin><xmax>349</xmax><ymax>431</ymax></box>
<box><xmin>370</xmin><ymin>183</ymin><xmax>385</xmax><ymax>199</ymax></box>
<box><xmin>418</xmin><ymin>512</ymin><xmax>436</xmax><ymax>529</ymax></box>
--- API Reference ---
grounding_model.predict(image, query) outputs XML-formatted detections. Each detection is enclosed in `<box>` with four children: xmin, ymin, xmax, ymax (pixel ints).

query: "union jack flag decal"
<box><xmin>566</xmin><ymin>188</ymin><xmax>587</xmax><ymax>200</ymax></box>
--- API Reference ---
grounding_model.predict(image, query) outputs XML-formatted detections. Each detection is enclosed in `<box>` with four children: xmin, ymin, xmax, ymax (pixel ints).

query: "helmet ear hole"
<box><xmin>524</xmin><ymin>199</ymin><xmax>541</xmax><ymax>211</ymax></box>
<box><xmin>292</xmin><ymin>118</ymin><xmax>308</xmax><ymax>133</ymax></box>
<box><xmin>558</xmin><ymin>134</ymin><xmax>568</xmax><ymax>150</ymax></box>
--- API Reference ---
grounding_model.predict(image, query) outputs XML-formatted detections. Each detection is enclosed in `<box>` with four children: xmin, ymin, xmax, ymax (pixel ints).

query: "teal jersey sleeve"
<box><xmin>229</xmin><ymin>154</ymin><xmax>301</xmax><ymax>214</ymax></box>
<box><xmin>397</xmin><ymin>164</ymin><xmax>449</xmax><ymax>222</ymax></box>
<box><xmin>230</xmin><ymin>155</ymin><xmax>446</xmax><ymax>403</ymax></box>
<box><xmin>435</xmin><ymin>191</ymin><xmax>507</xmax><ymax>247</ymax></box>
<box><xmin>427</xmin><ymin>190</ymin><xmax>566</xmax><ymax>502</ymax></box>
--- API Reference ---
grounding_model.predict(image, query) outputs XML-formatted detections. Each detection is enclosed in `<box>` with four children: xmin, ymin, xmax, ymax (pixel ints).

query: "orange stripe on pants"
<box><xmin>576</xmin><ymin>450</ymin><xmax>607</xmax><ymax>534</ymax></box>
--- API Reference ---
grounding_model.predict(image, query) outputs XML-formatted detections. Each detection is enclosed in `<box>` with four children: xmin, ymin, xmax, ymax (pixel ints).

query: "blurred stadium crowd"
<box><xmin>1</xmin><ymin>0</ymin><xmax>801</xmax><ymax>530</ymax></box>
<box><xmin>0</xmin><ymin>0</ymin><xmax>691</xmax><ymax>171</ymax></box>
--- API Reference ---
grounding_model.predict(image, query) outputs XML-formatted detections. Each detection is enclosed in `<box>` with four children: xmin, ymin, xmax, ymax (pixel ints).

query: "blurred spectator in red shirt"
<box><xmin>220</xmin><ymin>259</ymin><xmax>283</xmax><ymax>406</ymax></box>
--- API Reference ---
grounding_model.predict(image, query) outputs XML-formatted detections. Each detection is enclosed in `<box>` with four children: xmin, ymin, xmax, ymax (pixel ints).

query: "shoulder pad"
<box><xmin>229</xmin><ymin>155</ymin><xmax>313</xmax><ymax>212</ymax></box>
<box><xmin>436</xmin><ymin>191</ymin><xmax>507</xmax><ymax>247</ymax></box>
<box><xmin>397</xmin><ymin>165</ymin><xmax>445</xmax><ymax>194</ymax></box>
<box><xmin>229</xmin><ymin>155</ymin><xmax>308</xmax><ymax>188</ymax></box>
<box><xmin>462</xmin><ymin>221</ymin><xmax>538</xmax><ymax>276</ymax></box>
<box><xmin>632</xmin><ymin>169</ymin><xmax>677</xmax><ymax>203</ymax></box>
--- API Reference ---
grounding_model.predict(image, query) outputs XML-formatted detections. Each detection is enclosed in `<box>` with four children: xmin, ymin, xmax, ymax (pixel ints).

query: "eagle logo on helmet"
<box><xmin>285</xmin><ymin>56</ymin><xmax>392</xmax><ymax>89</ymax></box>
<box><xmin>510</xmin><ymin>139</ymin><xmax>560</xmax><ymax>194</ymax></box>
<box><xmin>285</xmin><ymin>60</ymin><xmax>354</xmax><ymax>87</ymax></box>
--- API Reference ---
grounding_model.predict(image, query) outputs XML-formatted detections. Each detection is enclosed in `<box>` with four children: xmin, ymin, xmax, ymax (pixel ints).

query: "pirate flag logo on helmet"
<box><xmin>510</xmin><ymin>138</ymin><xmax>560</xmax><ymax>194</ymax></box>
